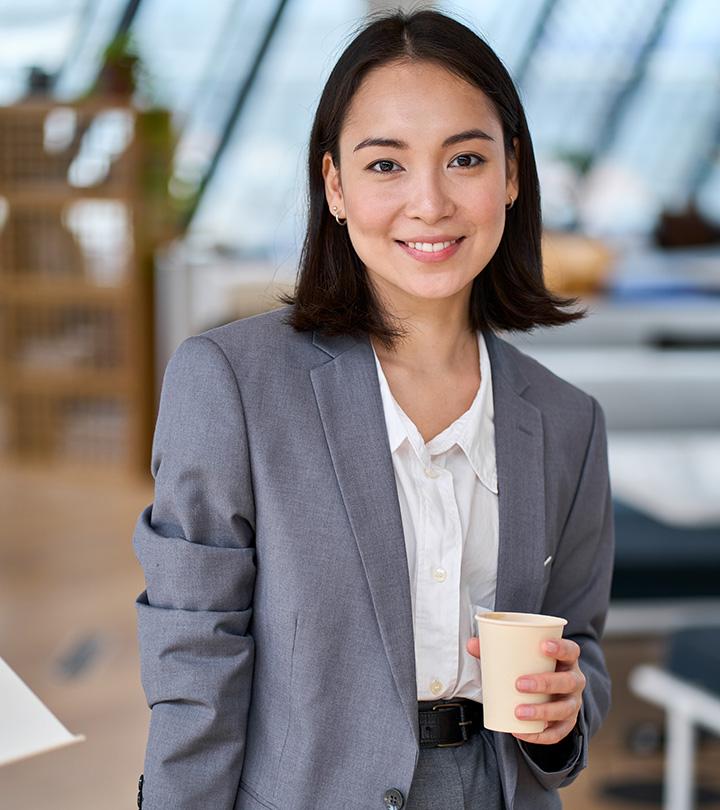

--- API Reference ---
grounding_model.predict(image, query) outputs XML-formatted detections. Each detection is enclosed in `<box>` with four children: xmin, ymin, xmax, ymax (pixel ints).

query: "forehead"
<box><xmin>342</xmin><ymin>60</ymin><xmax>502</xmax><ymax>141</ymax></box>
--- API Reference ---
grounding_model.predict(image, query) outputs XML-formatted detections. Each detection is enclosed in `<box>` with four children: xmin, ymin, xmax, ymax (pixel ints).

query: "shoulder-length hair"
<box><xmin>277</xmin><ymin>8</ymin><xmax>585</xmax><ymax>348</ymax></box>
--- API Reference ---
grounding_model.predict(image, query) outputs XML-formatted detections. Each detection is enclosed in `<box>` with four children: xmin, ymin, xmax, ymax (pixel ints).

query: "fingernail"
<box><xmin>516</xmin><ymin>706</ymin><xmax>534</xmax><ymax>718</ymax></box>
<box><xmin>517</xmin><ymin>678</ymin><xmax>535</xmax><ymax>691</ymax></box>
<box><xmin>544</xmin><ymin>641</ymin><xmax>558</xmax><ymax>653</ymax></box>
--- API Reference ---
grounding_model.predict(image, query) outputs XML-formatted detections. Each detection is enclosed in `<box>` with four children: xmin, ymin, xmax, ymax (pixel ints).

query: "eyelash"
<box><xmin>366</xmin><ymin>154</ymin><xmax>486</xmax><ymax>173</ymax></box>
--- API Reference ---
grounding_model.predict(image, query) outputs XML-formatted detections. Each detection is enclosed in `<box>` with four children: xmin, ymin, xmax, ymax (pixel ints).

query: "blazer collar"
<box><xmin>310</xmin><ymin>325</ymin><xmax>546</xmax><ymax>761</ymax></box>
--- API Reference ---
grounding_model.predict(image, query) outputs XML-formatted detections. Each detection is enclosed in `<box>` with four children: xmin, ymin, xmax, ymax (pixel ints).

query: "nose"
<box><xmin>403</xmin><ymin>167</ymin><xmax>456</xmax><ymax>223</ymax></box>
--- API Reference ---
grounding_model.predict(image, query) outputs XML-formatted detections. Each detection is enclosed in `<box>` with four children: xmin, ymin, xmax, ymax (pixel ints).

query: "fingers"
<box><xmin>515</xmin><ymin>694</ymin><xmax>581</xmax><ymax>724</ymax></box>
<box><xmin>466</xmin><ymin>636</ymin><xmax>480</xmax><ymax>658</ymax></box>
<box><xmin>542</xmin><ymin>638</ymin><xmax>580</xmax><ymax>663</ymax></box>
<box><xmin>516</xmin><ymin>667</ymin><xmax>585</xmax><ymax>696</ymax></box>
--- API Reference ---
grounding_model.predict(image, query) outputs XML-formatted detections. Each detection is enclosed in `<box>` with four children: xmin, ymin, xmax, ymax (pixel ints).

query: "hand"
<box><xmin>466</xmin><ymin>636</ymin><xmax>585</xmax><ymax>745</ymax></box>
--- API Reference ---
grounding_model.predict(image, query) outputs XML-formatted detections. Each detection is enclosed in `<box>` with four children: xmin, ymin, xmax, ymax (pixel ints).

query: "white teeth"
<box><xmin>406</xmin><ymin>239</ymin><xmax>458</xmax><ymax>252</ymax></box>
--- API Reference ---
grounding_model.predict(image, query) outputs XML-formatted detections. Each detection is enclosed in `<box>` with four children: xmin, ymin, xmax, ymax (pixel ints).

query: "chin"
<box><xmin>405</xmin><ymin>281</ymin><xmax>471</xmax><ymax>301</ymax></box>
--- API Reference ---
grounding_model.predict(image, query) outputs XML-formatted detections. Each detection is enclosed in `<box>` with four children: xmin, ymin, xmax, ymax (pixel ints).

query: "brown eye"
<box><xmin>367</xmin><ymin>159</ymin><xmax>400</xmax><ymax>173</ymax></box>
<box><xmin>451</xmin><ymin>154</ymin><xmax>484</xmax><ymax>168</ymax></box>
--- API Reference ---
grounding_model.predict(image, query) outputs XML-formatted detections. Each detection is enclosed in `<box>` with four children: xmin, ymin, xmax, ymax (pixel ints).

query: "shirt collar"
<box><xmin>371</xmin><ymin>348</ymin><xmax>408</xmax><ymax>455</ymax></box>
<box><xmin>371</xmin><ymin>331</ymin><xmax>498</xmax><ymax>494</ymax></box>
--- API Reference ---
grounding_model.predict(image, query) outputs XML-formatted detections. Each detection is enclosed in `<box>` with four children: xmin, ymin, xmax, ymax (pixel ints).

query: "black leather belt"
<box><xmin>418</xmin><ymin>697</ymin><xmax>484</xmax><ymax>748</ymax></box>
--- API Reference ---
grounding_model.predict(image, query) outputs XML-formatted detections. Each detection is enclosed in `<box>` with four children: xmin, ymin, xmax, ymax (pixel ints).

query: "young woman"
<box><xmin>133</xmin><ymin>9</ymin><xmax>614</xmax><ymax>810</ymax></box>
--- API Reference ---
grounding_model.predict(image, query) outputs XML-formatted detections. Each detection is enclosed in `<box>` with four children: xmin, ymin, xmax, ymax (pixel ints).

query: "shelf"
<box><xmin>0</xmin><ymin>97</ymin><xmax>139</xmax><ymax>116</ymax></box>
<box><xmin>0</xmin><ymin>96</ymin><xmax>161</xmax><ymax>475</ymax></box>
<box><xmin>0</xmin><ymin>368</ymin><xmax>134</xmax><ymax>396</ymax></box>
<box><xmin>0</xmin><ymin>278</ymin><xmax>132</xmax><ymax>305</ymax></box>
<box><xmin>1</xmin><ymin>187</ymin><xmax>135</xmax><ymax>207</ymax></box>
<box><xmin>0</xmin><ymin>273</ymin><xmax>133</xmax><ymax>307</ymax></box>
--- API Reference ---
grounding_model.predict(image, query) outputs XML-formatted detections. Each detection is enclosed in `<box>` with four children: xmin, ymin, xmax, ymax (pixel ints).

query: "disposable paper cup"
<box><xmin>475</xmin><ymin>611</ymin><xmax>567</xmax><ymax>734</ymax></box>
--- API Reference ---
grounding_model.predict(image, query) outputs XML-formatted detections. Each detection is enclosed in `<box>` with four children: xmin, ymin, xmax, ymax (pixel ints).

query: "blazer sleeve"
<box><xmin>517</xmin><ymin>394</ymin><xmax>615</xmax><ymax>789</ymax></box>
<box><xmin>133</xmin><ymin>335</ymin><xmax>257</xmax><ymax>809</ymax></box>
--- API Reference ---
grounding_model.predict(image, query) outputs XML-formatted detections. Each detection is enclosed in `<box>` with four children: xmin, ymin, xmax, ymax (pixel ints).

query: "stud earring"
<box><xmin>332</xmin><ymin>205</ymin><xmax>347</xmax><ymax>226</ymax></box>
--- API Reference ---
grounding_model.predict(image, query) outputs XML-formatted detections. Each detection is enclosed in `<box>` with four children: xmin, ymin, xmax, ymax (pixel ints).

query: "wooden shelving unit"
<box><xmin>0</xmin><ymin>98</ymin><xmax>173</xmax><ymax>475</ymax></box>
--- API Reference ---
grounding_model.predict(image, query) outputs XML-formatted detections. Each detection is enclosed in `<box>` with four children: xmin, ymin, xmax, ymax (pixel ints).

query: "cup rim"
<box><xmin>474</xmin><ymin>610</ymin><xmax>567</xmax><ymax>627</ymax></box>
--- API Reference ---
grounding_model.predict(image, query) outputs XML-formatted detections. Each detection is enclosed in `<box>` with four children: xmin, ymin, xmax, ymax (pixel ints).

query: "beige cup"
<box><xmin>474</xmin><ymin>611</ymin><xmax>567</xmax><ymax>733</ymax></box>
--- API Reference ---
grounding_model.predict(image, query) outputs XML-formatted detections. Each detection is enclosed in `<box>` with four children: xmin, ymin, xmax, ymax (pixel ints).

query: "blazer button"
<box><xmin>383</xmin><ymin>787</ymin><xmax>405</xmax><ymax>808</ymax></box>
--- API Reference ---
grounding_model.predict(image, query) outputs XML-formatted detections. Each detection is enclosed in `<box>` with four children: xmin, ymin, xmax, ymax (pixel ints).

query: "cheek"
<box><xmin>345</xmin><ymin>187</ymin><xmax>397</xmax><ymax>234</ymax></box>
<box><xmin>465</xmin><ymin>184</ymin><xmax>506</xmax><ymax>222</ymax></box>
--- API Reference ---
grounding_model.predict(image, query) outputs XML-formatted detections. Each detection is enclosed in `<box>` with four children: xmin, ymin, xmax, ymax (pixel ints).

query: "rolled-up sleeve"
<box><xmin>133</xmin><ymin>334</ymin><xmax>257</xmax><ymax>809</ymax></box>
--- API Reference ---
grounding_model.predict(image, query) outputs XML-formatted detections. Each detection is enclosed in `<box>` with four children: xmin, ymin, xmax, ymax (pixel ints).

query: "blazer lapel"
<box><xmin>483</xmin><ymin>329</ymin><xmax>547</xmax><ymax>615</ymax></box>
<box><xmin>310</xmin><ymin>329</ymin><xmax>420</xmax><ymax>747</ymax></box>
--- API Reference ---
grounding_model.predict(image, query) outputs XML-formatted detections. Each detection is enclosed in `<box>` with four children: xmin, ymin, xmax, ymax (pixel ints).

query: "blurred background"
<box><xmin>0</xmin><ymin>0</ymin><xmax>718</xmax><ymax>808</ymax></box>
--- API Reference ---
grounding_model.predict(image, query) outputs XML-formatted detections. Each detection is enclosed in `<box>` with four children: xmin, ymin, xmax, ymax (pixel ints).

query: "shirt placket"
<box><xmin>412</xmin><ymin>439</ymin><xmax>463</xmax><ymax>700</ymax></box>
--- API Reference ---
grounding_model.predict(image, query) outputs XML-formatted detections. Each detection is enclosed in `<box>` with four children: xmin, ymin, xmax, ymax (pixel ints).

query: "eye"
<box><xmin>450</xmin><ymin>153</ymin><xmax>485</xmax><ymax>168</ymax></box>
<box><xmin>367</xmin><ymin>159</ymin><xmax>400</xmax><ymax>174</ymax></box>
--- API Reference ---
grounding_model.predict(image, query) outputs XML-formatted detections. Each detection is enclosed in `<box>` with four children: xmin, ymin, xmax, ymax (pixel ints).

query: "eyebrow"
<box><xmin>352</xmin><ymin>128</ymin><xmax>495</xmax><ymax>152</ymax></box>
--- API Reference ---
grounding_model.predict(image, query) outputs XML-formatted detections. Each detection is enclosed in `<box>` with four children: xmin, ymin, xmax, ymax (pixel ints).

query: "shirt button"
<box><xmin>424</xmin><ymin>466</ymin><xmax>440</xmax><ymax>478</ymax></box>
<box><xmin>433</xmin><ymin>567</ymin><xmax>447</xmax><ymax>582</ymax></box>
<box><xmin>430</xmin><ymin>678</ymin><xmax>443</xmax><ymax>695</ymax></box>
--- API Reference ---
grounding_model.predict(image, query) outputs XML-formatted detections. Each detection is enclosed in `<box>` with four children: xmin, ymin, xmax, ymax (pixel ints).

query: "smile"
<box><xmin>403</xmin><ymin>238</ymin><xmax>459</xmax><ymax>252</ymax></box>
<box><xmin>396</xmin><ymin>236</ymin><xmax>465</xmax><ymax>263</ymax></box>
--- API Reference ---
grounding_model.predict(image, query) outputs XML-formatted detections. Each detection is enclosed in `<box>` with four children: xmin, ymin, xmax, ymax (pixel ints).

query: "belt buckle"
<box><xmin>432</xmin><ymin>701</ymin><xmax>472</xmax><ymax>748</ymax></box>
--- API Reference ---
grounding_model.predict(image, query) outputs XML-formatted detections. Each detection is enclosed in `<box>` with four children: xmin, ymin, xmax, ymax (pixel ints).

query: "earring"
<box><xmin>332</xmin><ymin>205</ymin><xmax>347</xmax><ymax>226</ymax></box>
<box><xmin>505</xmin><ymin>197</ymin><xmax>515</xmax><ymax>210</ymax></box>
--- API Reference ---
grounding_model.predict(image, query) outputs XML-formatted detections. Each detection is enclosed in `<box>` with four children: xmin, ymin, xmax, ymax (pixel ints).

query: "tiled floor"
<box><xmin>0</xmin><ymin>462</ymin><xmax>718</xmax><ymax>809</ymax></box>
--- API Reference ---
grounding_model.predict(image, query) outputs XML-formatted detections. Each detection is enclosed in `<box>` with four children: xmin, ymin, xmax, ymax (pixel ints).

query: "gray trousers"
<box><xmin>407</xmin><ymin>728</ymin><xmax>506</xmax><ymax>809</ymax></box>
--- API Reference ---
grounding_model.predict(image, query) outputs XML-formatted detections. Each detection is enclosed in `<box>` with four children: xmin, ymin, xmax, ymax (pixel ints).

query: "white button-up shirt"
<box><xmin>370</xmin><ymin>330</ymin><xmax>498</xmax><ymax>702</ymax></box>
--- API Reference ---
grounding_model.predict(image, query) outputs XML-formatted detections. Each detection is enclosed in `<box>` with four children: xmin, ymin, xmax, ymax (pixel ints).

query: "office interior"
<box><xmin>0</xmin><ymin>1</ymin><xmax>719</xmax><ymax>808</ymax></box>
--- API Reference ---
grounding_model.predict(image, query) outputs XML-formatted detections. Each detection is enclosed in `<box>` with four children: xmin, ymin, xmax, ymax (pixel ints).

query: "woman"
<box><xmin>133</xmin><ymin>8</ymin><xmax>614</xmax><ymax>810</ymax></box>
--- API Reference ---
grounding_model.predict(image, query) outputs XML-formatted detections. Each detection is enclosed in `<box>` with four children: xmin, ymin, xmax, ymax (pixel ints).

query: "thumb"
<box><xmin>466</xmin><ymin>636</ymin><xmax>481</xmax><ymax>659</ymax></box>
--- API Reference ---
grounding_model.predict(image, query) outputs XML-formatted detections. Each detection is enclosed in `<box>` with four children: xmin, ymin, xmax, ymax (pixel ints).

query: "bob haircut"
<box><xmin>278</xmin><ymin>7</ymin><xmax>585</xmax><ymax>348</ymax></box>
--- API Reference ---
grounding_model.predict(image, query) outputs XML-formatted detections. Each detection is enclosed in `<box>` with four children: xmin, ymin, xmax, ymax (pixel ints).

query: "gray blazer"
<box><xmin>133</xmin><ymin>304</ymin><xmax>614</xmax><ymax>810</ymax></box>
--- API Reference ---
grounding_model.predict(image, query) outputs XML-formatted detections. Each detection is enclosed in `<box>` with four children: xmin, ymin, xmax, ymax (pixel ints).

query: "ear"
<box><xmin>506</xmin><ymin>136</ymin><xmax>520</xmax><ymax>203</ymax></box>
<box><xmin>322</xmin><ymin>151</ymin><xmax>344</xmax><ymax>217</ymax></box>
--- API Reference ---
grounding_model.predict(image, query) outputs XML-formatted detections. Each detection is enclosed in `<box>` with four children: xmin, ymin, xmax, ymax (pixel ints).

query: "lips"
<box><xmin>396</xmin><ymin>236</ymin><xmax>465</xmax><ymax>262</ymax></box>
<box><xmin>396</xmin><ymin>236</ymin><xmax>465</xmax><ymax>250</ymax></box>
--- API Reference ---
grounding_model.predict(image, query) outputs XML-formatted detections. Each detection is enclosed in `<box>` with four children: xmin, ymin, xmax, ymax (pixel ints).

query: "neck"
<box><xmin>371</xmin><ymin>296</ymin><xmax>477</xmax><ymax>376</ymax></box>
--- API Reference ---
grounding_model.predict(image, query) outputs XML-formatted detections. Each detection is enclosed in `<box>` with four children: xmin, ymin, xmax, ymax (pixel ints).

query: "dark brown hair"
<box><xmin>277</xmin><ymin>7</ymin><xmax>585</xmax><ymax>348</ymax></box>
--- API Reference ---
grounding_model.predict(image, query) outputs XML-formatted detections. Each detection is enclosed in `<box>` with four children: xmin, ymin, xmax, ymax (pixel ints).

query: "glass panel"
<box><xmin>437</xmin><ymin>0</ymin><xmax>548</xmax><ymax>73</ymax></box>
<box><xmin>602</xmin><ymin>0</ymin><xmax>720</xmax><ymax>204</ymax></box>
<box><xmin>521</xmin><ymin>0</ymin><xmax>665</xmax><ymax>158</ymax></box>
<box><xmin>0</xmin><ymin>0</ymin><xmax>89</xmax><ymax>103</ymax></box>
<box><xmin>169</xmin><ymin>2</ymin><xmax>285</xmax><ymax>203</ymax></box>
<box><xmin>584</xmin><ymin>0</ymin><xmax>720</xmax><ymax>233</ymax></box>
<box><xmin>126</xmin><ymin>0</ymin><xmax>241</xmax><ymax>115</ymax></box>
<box><xmin>53</xmin><ymin>0</ymin><xmax>134</xmax><ymax>101</ymax></box>
<box><xmin>189</xmin><ymin>0</ymin><xmax>367</xmax><ymax>263</ymax></box>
